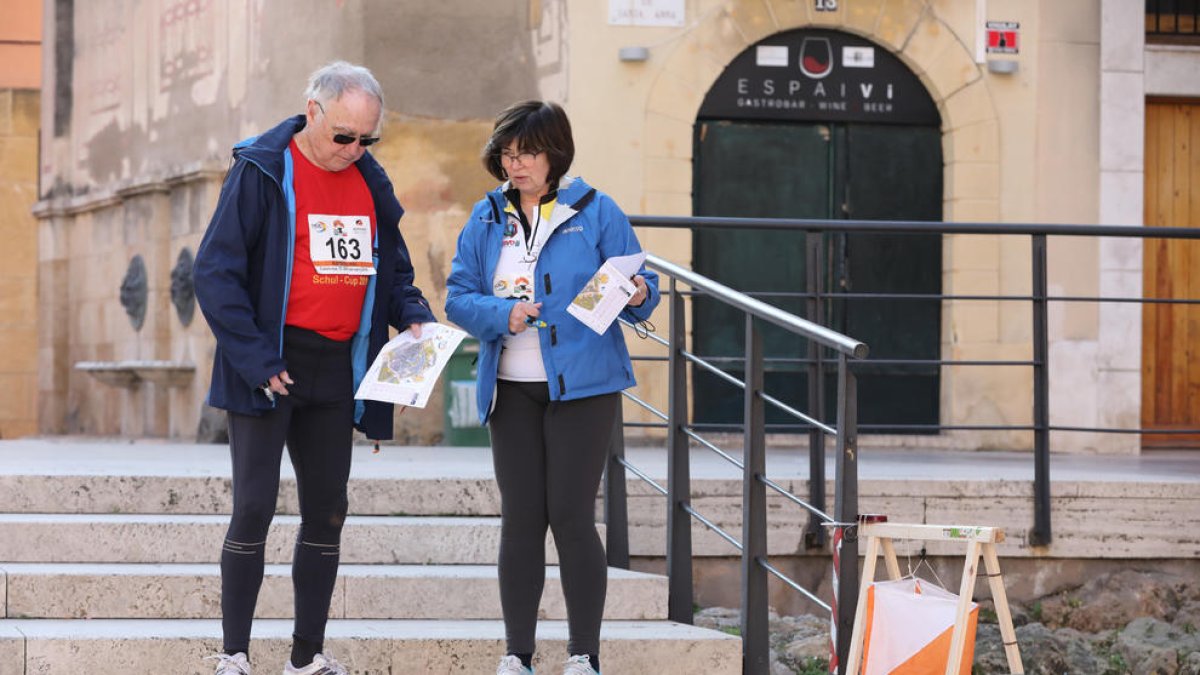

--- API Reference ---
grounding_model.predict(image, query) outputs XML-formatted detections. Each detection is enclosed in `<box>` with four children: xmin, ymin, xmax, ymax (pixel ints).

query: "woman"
<box><xmin>446</xmin><ymin>101</ymin><xmax>660</xmax><ymax>675</ymax></box>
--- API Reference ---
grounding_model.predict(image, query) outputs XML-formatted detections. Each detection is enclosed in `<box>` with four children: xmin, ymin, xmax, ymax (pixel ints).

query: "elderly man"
<box><xmin>194</xmin><ymin>61</ymin><xmax>434</xmax><ymax>675</ymax></box>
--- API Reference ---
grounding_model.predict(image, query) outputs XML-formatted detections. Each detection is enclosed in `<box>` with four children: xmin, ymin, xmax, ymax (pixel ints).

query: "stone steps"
<box><xmin>0</xmin><ymin>441</ymin><xmax>743</xmax><ymax>673</ymax></box>
<box><xmin>0</xmin><ymin>473</ymin><xmax>502</xmax><ymax>516</ymax></box>
<box><xmin>0</xmin><ymin>514</ymin><xmax>591</xmax><ymax>564</ymax></box>
<box><xmin>0</xmin><ymin>563</ymin><xmax>668</xmax><ymax>621</ymax></box>
<box><xmin>0</xmin><ymin>618</ymin><xmax>742</xmax><ymax>674</ymax></box>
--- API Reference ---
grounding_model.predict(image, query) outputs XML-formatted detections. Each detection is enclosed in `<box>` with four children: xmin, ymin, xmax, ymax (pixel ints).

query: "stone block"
<box><xmin>0</xmin><ymin>326</ymin><xmax>36</xmax><ymax>374</ymax></box>
<box><xmin>7</xmin><ymin>618</ymin><xmax>742</xmax><ymax>674</ymax></box>
<box><xmin>1102</xmin><ymin>0</ymin><xmax>1145</xmax><ymax>72</ymax></box>
<box><xmin>643</xmin><ymin>112</ymin><xmax>693</xmax><ymax>160</ymax></box>
<box><xmin>843</xmin><ymin>0</ymin><xmax>885</xmax><ymax>35</ymax></box>
<box><xmin>0</xmin><ymin>622</ymin><xmax>22</xmax><ymax>675</ymax></box>
<box><xmin>874</xmin><ymin>0</ymin><xmax>928</xmax><ymax>51</ymax></box>
<box><xmin>946</xmin><ymin>268</ymin><xmax>999</xmax><ymax>296</ymax></box>
<box><xmin>945</xmin><ymin>234</ymin><xmax>1000</xmax><ymax>272</ymax></box>
<box><xmin>943</xmin><ymin>199</ymin><xmax>999</xmax><ymax>223</ymax></box>
<box><xmin>763</xmin><ymin>0</ymin><xmax>812</xmax><ymax>29</ymax></box>
<box><xmin>726</xmin><ymin>0</ymin><xmax>777</xmax><ymax>44</ymax></box>
<box><xmin>0</xmin><ymin>137</ymin><xmax>36</xmax><ymax>183</ymax></box>
<box><xmin>1041</xmin><ymin>0</ymin><xmax>1100</xmax><ymax>43</ymax></box>
<box><xmin>943</xmin><ymin>80</ymin><xmax>996</xmax><ymax>129</ymax></box>
<box><xmin>660</xmin><ymin>39</ymin><xmax>728</xmax><ymax>92</ymax></box>
<box><xmin>1098</xmin><ymin>171</ymin><xmax>1144</xmax><ymax>228</ymax></box>
<box><xmin>642</xmin><ymin>157</ymin><xmax>692</xmax><ymax>195</ymax></box>
<box><xmin>943</xmin><ymin>119</ymin><xmax>1000</xmax><ymax>165</ymax></box>
<box><xmin>689</xmin><ymin>8</ymin><xmax>751</xmax><ymax>70</ymax></box>
<box><xmin>1099</xmin><ymin>72</ymin><xmax>1144</xmax><ymax>171</ymax></box>
<box><xmin>10</xmin><ymin>90</ymin><xmax>39</xmax><ymax>138</ymax></box>
<box><xmin>1146</xmin><ymin>46</ymin><xmax>1200</xmax><ymax>97</ymax></box>
<box><xmin>641</xmin><ymin>190</ymin><xmax>691</xmax><ymax>217</ymax></box>
<box><xmin>4</xmin><ymin>562</ymin><xmax>664</xmax><ymax>621</ymax></box>
<box><xmin>945</xmin><ymin>161</ymin><xmax>1000</xmax><ymax>201</ymax></box>
<box><xmin>0</xmin><ymin>514</ymin><xmax>588</xmax><ymax>565</ymax></box>
<box><xmin>947</xmin><ymin>302</ymin><xmax>999</xmax><ymax>345</ymax></box>
<box><xmin>646</xmin><ymin>73</ymin><xmax>704</xmax><ymax>123</ymax></box>
<box><xmin>0</xmin><ymin>375</ymin><xmax>34</xmax><ymax>422</ymax></box>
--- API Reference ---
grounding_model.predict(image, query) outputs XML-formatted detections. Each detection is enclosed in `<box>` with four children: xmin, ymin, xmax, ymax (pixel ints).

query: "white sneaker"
<box><xmin>282</xmin><ymin>652</ymin><xmax>348</xmax><ymax>675</ymax></box>
<box><xmin>207</xmin><ymin>652</ymin><xmax>252</xmax><ymax>675</ymax></box>
<box><xmin>562</xmin><ymin>655</ymin><xmax>598</xmax><ymax>675</ymax></box>
<box><xmin>497</xmin><ymin>654</ymin><xmax>534</xmax><ymax>674</ymax></box>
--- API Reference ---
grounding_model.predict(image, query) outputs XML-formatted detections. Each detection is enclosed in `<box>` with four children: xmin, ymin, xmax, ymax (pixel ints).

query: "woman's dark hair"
<box><xmin>482</xmin><ymin>100</ymin><xmax>575</xmax><ymax>185</ymax></box>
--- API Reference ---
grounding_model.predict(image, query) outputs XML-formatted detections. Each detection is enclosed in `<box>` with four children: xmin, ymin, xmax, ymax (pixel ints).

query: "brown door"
<box><xmin>1143</xmin><ymin>100</ymin><xmax>1200</xmax><ymax>447</ymax></box>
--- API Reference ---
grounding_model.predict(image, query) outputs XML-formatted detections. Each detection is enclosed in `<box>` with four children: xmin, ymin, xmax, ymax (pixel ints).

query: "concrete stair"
<box><xmin>0</xmin><ymin>563</ymin><xmax>667</xmax><ymax>620</ymax></box>
<box><xmin>0</xmin><ymin>442</ymin><xmax>741</xmax><ymax>674</ymax></box>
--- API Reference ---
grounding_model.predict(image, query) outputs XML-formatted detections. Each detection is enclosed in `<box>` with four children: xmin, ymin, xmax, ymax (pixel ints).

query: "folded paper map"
<box><xmin>354</xmin><ymin>322</ymin><xmax>468</xmax><ymax>407</ymax></box>
<box><xmin>567</xmin><ymin>251</ymin><xmax>647</xmax><ymax>335</ymax></box>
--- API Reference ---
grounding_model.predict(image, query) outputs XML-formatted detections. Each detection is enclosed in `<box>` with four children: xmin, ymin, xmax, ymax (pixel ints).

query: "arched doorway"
<box><xmin>692</xmin><ymin>28</ymin><xmax>943</xmax><ymax>431</ymax></box>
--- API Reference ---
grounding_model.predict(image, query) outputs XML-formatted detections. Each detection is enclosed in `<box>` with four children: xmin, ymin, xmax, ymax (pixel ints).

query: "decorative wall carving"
<box><xmin>119</xmin><ymin>254</ymin><xmax>148</xmax><ymax>331</ymax></box>
<box><xmin>171</xmin><ymin>247</ymin><xmax>195</xmax><ymax>326</ymax></box>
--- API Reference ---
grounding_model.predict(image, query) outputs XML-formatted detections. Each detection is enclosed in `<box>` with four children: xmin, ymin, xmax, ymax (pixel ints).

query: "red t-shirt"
<box><xmin>285</xmin><ymin>139</ymin><xmax>377</xmax><ymax>341</ymax></box>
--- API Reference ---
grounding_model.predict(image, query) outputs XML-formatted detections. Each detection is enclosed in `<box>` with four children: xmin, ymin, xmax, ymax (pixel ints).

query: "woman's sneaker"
<box><xmin>561</xmin><ymin>655</ymin><xmax>598</xmax><ymax>675</ymax></box>
<box><xmin>496</xmin><ymin>654</ymin><xmax>534</xmax><ymax>674</ymax></box>
<box><xmin>282</xmin><ymin>652</ymin><xmax>348</xmax><ymax>675</ymax></box>
<box><xmin>207</xmin><ymin>652</ymin><xmax>252</xmax><ymax>675</ymax></box>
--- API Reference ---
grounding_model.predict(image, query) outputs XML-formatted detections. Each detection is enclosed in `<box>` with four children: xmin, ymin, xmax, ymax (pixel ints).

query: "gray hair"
<box><xmin>303</xmin><ymin>61</ymin><xmax>384</xmax><ymax>108</ymax></box>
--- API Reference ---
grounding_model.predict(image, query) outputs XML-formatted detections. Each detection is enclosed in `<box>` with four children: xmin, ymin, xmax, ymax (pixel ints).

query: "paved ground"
<box><xmin>1</xmin><ymin>436</ymin><xmax>1196</xmax><ymax>484</ymax></box>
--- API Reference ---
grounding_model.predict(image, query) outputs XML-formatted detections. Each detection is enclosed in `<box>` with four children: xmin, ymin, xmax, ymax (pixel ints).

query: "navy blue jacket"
<box><xmin>194</xmin><ymin>115</ymin><xmax>434</xmax><ymax>439</ymax></box>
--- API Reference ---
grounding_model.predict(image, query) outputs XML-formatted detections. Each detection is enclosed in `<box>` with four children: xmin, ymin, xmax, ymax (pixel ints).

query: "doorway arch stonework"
<box><xmin>636</xmin><ymin>1</ymin><xmax>1030</xmax><ymax>449</ymax></box>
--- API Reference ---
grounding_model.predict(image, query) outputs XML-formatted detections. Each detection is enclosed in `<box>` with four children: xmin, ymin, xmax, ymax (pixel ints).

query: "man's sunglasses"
<box><xmin>314</xmin><ymin>101</ymin><xmax>381</xmax><ymax>147</ymax></box>
<box><xmin>333</xmin><ymin>133</ymin><xmax>380</xmax><ymax>147</ymax></box>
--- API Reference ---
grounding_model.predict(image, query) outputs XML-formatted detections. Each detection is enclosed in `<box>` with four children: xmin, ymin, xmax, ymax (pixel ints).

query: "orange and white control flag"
<box><xmin>861</xmin><ymin>578</ymin><xmax>978</xmax><ymax>675</ymax></box>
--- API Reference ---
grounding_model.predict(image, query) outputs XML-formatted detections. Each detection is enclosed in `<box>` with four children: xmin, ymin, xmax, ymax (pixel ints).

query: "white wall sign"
<box><xmin>609</xmin><ymin>0</ymin><xmax>685</xmax><ymax>27</ymax></box>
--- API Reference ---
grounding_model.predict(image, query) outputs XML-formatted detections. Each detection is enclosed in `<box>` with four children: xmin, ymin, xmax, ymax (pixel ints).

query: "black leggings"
<box><xmin>489</xmin><ymin>380</ymin><xmax>619</xmax><ymax>657</ymax></box>
<box><xmin>221</xmin><ymin>327</ymin><xmax>354</xmax><ymax>656</ymax></box>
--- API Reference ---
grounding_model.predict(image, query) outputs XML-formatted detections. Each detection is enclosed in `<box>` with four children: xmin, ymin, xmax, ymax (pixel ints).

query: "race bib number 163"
<box><xmin>308</xmin><ymin>214</ymin><xmax>375</xmax><ymax>275</ymax></box>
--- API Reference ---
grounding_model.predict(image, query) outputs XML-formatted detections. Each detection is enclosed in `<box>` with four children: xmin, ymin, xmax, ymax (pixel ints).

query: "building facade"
<box><xmin>29</xmin><ymin>1</ymin><xmax>1200</xmax><ymax>453</ymax></box>
<box><xmin>0</xmin><ymin>0</ymin><xmax>41</xmax><ymax>440</ymax></box>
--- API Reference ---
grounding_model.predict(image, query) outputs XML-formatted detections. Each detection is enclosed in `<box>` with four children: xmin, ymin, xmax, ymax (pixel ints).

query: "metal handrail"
<box><xmin>633</xmin><ymin>215</ymin><xmax>1200</xmax><ymax>238</ymax></box>
<box><xmin>603</xmin><ymin>256</ymin><xmax>869</xmax><ymax>675</ymax></box>
<box><xmin>631</xmin><ymin>214</ymin><xmax>1200</xmax><ymax>551</ymax></box>
<box><xmin>648</xmin><ymin>254</ymin><xmax>868</xmax><ymax>358</ymax></box>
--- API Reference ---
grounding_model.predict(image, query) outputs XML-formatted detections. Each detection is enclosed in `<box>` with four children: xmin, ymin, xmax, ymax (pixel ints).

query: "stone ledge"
<box><xmin>0</xmin><ymin>618</ymin><xmax>741</xmax><ymax>674</ymax></box>
<box><xmin>74</xmin><ymin>361</ymin><xmax>196</xmax><ymax>389</ymax></box>
<box><xmin>0</xmin><ymin>563</ymin><xmax>667</xmax><ymax>621</ymax></box>
<box><xmin>0</xmin><ymin>514</ymin><xmax>601</xmax><ymax>565</ymax></box>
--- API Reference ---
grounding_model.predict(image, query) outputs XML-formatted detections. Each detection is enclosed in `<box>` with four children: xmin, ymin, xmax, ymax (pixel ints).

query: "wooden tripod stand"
<box><xmin>843</xmin><ymin>522</ymin><xmax>1025</xmax><ymax>675</ymax></box>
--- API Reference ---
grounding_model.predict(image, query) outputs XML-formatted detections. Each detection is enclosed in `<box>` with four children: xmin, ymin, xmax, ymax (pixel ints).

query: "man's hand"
<box><xmin>408</xmin><ymin>323</ymin><xmax>423</xmax><ymax>339</ymax></box>
<box><xmin>267</xmin><ymin>370</ymin><xmax>294</xmax><ymax>397</ymax></box>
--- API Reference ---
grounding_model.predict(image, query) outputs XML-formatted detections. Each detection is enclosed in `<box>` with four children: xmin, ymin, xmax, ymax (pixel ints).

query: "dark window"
<box><xmin>53</xmin><ymin>0</ymin><xmax>74</xmax><ymax>137</ymax></box>
<box><xmin>1147</xmin><ymin>0</ymin><xmax>1200</xmax><ymax>43</ymax></box>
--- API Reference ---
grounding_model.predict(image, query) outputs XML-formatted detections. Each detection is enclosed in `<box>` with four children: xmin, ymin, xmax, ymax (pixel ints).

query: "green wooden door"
<box><xmin>692</xmin><ymin>120</ymin><xmax>942</xmax><ymax>430</ymax></box>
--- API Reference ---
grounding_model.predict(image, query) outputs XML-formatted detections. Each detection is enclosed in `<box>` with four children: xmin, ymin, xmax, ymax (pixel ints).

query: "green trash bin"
<box><xmin>443</xmin><ymin>338</ymin><xmax>491</xmax><ymax>446</ymax></box>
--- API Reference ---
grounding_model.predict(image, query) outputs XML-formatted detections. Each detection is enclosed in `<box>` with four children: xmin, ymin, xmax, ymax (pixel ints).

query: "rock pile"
<box><xmin>696</xmin><ymin>570</ymin><xmax>1200</xmax><ymax>674</ymax></box>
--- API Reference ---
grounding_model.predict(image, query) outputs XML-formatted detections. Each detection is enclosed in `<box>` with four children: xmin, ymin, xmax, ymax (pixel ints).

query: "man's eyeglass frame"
<box><xmin>313</xmin><ymin>100</ymin><xmax>381</xmax><ymax>147</ymax></box>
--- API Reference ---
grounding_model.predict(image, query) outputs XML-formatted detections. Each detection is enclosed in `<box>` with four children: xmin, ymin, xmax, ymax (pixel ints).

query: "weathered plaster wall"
<box><xmin>36</xmin><ymin>0</ymin><xmax>541</xmax><ymax>440</ymax></box>
<box><xmin>0</xmin><ymin>90</ymin><xmax>41</xmax><ymax>439</ymax></box>
<box><xmin>0</xmin><ymin>0</ymin><xmax>42</xmax><ymax>439</ymax></box>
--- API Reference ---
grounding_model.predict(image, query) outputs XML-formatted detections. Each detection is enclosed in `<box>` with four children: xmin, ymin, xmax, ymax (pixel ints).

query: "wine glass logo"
<box><xmin>799</xmin><ymin>37</ymin><xmax>834</xmax><ymax>79</ymax></box>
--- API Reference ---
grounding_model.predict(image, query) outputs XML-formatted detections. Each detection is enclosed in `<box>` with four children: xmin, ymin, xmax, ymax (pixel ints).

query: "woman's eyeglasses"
<box><xmin>501</xmin><ymin>150</ymin><xmax>542</xmax><ymax>165</ymax></box>
<box><xmin>314</xmin><ymin>100</ymin><xmax>381</xmax><ymax>147</ymax></box>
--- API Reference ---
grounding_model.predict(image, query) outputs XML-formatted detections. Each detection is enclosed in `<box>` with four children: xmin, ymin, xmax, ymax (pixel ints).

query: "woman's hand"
<box><xmin>627</xmin><ymin>275</ymin><xmax>648</xmax><ymax>307</ymax></box>
<box><xmin>508</xmin><ymin>301</ymin><xmax>542</xmax><ymax>334</ymax></box>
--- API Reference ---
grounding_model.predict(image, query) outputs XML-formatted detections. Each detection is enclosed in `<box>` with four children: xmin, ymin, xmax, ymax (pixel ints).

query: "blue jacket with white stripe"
<box><xmin>193</xmin><ymin>115</ymin><xmax>434</xmax><ymax>439</ymax></box>
<box><xmin>445</xmin><ymin>176</ymin><xmax>660</xmax><ymax>423</ymax></box>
